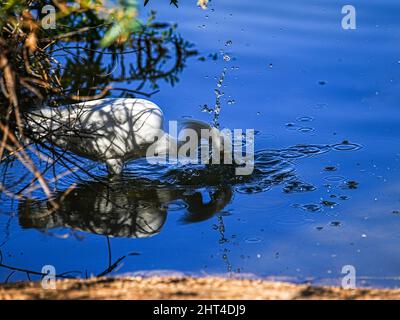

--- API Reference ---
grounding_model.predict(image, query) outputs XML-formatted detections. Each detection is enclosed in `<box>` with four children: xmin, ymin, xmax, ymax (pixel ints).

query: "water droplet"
<box><xmin>223</xmin><ymin>54</ymin><xmax>231</xmax><ymax>62</ymax></box>
<box><xmin>287</xmin><ymin>144</ymin><xmax>331</xmax><ymax>156</ymax></box>
<box><xmin>298</xmin><ymin>127</ymin><xmax>315</xmax><ymax>133</ymax></box>
<box><xmin>283</xmin><ymin>181</ymin><xmax>316</xmax><ymax>193</ymax></box>
<box><xmin>321</xmin><ymin>200</ymin><xmax>338</xmax><ymax>208</ymax></box>
<box><xmin>214</xmin><ymin>89</ymin><xmax>224</xmax><ymax>98</ymax></box>
<box><xmin>296</xmin><ymin>116</ymin><xmax>314</xmax><ymax>122</ymax></box>
<box><xmin>332</xmin><ymin>141</ymin><xmax>362</xmax><ymax>151</ymax></box>
<box><xmin>295</xmin><ymin>203</ymin><xmax>323</xmax><ymax>212</ymax></box>
<box><xmin>244</xmin><ymin>236</ymin><xmax>263</xmax><ymax>244</ymax></box>
<box><xmin>324</xmin><ymin>175</ymin><xmax>345</xmax><ymax>182</ymax></box>
<box><xmin>341</xmin><ymin>180</ymin><xmax>359</xmax><ymax>190</ymax></box>
<box><xmin>285</xmin><ymin>123</ymin><xmax>297</xmax><ymax>130</ymax></box>
<box><xmin>201</xmin><ymin>104</ymin><xmax>213</xmax><ymax>113</ymax></box>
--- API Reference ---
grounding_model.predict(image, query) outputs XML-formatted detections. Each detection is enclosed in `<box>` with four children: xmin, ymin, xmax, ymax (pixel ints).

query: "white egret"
<box><xmin>26</xmin><ymin>98</ymin><xmax>221</xmax><ymax>174</ymax></box>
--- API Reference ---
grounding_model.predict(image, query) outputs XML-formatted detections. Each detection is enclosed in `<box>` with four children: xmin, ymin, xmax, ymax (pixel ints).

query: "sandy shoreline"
<box><xmin>0</xmin><ymin>276</ymin><xmax>399</xmax><ymax>300</ymax></box>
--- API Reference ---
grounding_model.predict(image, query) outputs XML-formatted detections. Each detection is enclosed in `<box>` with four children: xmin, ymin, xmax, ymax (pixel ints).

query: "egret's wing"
<box><xmin>27</xmin><ymin>98</ymin><xmax>117</xmax><ymax>132</ymax></box>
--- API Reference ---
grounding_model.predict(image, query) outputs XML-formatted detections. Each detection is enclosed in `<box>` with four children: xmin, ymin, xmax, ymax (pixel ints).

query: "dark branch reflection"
<box><xmin>51</xmin><ymin>16</ymin><xmax>198</xmax><ymax>106</ymax></box>
<box><xmin>18</xmin><ymin>178</ymin><xmax>232</xmax><ymax>238</ymax></box>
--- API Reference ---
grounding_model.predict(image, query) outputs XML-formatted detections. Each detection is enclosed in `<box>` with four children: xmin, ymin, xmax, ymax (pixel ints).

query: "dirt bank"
<box><xmin>0</xmin><ymin>276</ymin><xmax>399</xmax><ymax>300</ymax></box>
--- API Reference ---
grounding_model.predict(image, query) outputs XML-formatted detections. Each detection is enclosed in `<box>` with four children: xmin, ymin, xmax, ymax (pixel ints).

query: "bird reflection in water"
<box><xmin>18</xmin><ymin>177</ymin><xmax>233</xmax><ymax>238</ymax></box>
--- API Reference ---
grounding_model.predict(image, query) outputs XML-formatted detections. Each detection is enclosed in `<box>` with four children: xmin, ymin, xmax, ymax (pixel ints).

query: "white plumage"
<box><xmin>26</xmin><ymin>98</ymin><xmax>217</xmax><ymax>174</ymax></box>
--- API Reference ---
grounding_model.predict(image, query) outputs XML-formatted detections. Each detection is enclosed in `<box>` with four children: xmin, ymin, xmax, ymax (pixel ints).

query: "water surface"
<box><xmin>1</xmin><ymin>0</ymin><xmax>400</xmax><ymax>287</ymax></box>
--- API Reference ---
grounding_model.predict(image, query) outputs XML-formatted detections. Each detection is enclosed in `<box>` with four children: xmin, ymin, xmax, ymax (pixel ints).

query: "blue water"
<box><xmin>1</xmin><ymin>0</ymin><xmax>400</xmax><ymax>287</ymax></box>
